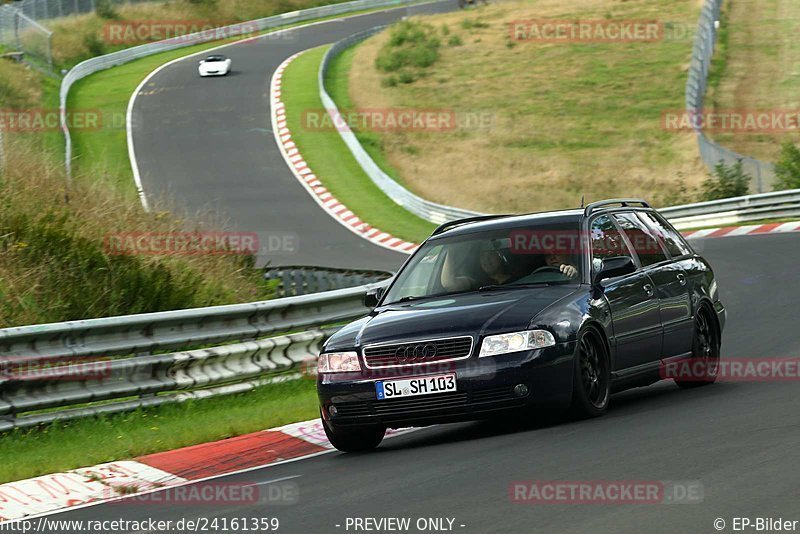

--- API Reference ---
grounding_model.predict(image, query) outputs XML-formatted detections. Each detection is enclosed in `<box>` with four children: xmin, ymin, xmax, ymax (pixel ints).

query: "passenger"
<box><xmin>441</xmin><ymin>241</ymin><xmax>515</xmax><ymax>291</ymax></box>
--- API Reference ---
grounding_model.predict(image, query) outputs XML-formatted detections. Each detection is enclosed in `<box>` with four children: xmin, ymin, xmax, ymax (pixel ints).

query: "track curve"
<box><xmin>129</xmin><ymin>1</ymin><xmax>456</xmax><ymax>271</ymax></box>
<box><xmin>44</xmin><ymin>232</ymin><xmax>800</xmax><ymax>532</ymax></box>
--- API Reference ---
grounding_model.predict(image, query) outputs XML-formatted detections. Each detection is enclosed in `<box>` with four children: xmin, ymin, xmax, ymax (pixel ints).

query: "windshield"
<box><xmin>383</xmin><ymin>222</ymin><xmax>584</xmax><ymax>304</ymax></box>
<box><xmin>205</xmin><ymin>56</ymin><xmax>226</xmax><ymax>62</ymax></box>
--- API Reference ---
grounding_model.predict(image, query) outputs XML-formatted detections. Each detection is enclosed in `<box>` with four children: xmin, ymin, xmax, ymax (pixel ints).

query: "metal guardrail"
<box><xmin>59</xmin><ymin>0</ymin><xmax>417</xmax><ymax>185</ymax></box>
<box><xmin>661</xmin><ymin>189</ymin><xmax>800</xmax><ymax>229</ymax></box>
<box><xmin>0</xmin><ymin>282</ymin><xmax>384</xmax><ymax>430</ymax></box>
<box><xmin>264</xmin><ymin>266</ymin><xmax>392</xmax><ymax>297</ymax></box>
<box><xmin>319</xmin><ymin>27</ymin><xmax>483</xmax><ymax>225</ymax></box>
<box><xmin>686</xmin><ymin>0</ymin><xmax>775</xmax><ymax>192</ymax></box>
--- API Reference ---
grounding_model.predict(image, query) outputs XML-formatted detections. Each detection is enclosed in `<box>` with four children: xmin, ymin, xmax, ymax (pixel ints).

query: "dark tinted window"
<box><xmin>637</xmin><ymin>212</ymin><xmax>692</xmax><ymax>257</ymax></box>
<box><xmin>590</xmin><ymin>215</ymin><xmax>635</xmax><ymax>273</ymax></box>
<box><xmin>613</xmin><ymin>212</ymin><xmax>668</xmax><ymax>267</ymax></box>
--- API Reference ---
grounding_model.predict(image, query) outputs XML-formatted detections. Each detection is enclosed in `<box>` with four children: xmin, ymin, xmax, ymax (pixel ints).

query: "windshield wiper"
<box><xmin>388</xmin><ymin>295</ymin><xmax>422</xmax><ymax>305</ymax></box>
<box><xmin>478</xmin><ymin>282</ymin><xmax>557</xmax><ymax>292</ymax></box>
<box><xmin>385</xmin><ymin>289</ymin><xmax>478</xmax><ymax>305</ymax></box>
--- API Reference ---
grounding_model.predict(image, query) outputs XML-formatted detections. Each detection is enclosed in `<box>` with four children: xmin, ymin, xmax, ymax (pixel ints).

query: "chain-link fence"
<box><xmin>686</xmin><ymin>0</ymin><xmax>775</xmax><ymax>192</ymax></box>
<box><xmin>5</xmin><ymin>0</ymin><xmax>152</xmax><ymax>21</ymax></box>
<box><xmin>0</xmin><ymin>4</ymin><xmax>53</xmax><ymax>69</ymax></box>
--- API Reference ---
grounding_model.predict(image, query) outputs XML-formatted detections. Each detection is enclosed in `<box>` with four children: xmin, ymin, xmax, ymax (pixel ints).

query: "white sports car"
<box><xmin>198</xmin><ymin>55</ymin><xmax>232</xmax><ymax>77</ymax></box>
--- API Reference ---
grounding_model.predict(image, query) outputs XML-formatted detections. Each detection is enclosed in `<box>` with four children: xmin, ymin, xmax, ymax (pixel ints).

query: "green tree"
<box><xmin>774</xmin><ymin>141</ymin><xmax>800</xmax><ymax>190</ymax></box>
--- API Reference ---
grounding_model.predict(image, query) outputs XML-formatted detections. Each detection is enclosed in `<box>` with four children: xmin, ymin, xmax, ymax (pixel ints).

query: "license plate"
<box><xmin>375</xmin><ymin>374</ymin><xmax>457</xmax><ymax>400</ymax></box>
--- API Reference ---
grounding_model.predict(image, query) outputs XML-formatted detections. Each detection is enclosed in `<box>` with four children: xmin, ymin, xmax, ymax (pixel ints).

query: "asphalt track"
<box><xmin>46</xmin><ymin>232</ymin><xmax>800</xmax><ymax>533</ymax></box>
<box><xmin>130</xmin><ymin>1</ymin><xmax>457</xmax><ymax>271</ymax></box>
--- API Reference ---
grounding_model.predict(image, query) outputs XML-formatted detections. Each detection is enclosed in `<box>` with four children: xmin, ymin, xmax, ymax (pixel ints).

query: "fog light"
<box><xmin>513</xmin><ymin>384</ymin><xmax>529</xmax><ymax>397</ymax></box>
<box><xmin>328</xmin><ymin>405</ymin><xmax>338</xmax><ymax>417</ymax></box>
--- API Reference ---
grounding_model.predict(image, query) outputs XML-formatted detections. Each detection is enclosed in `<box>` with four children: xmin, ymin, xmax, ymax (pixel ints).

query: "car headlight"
<box><xmin>317</xmin><ymin>351</ymin><xmax>361</xmax><ymax>373</ymax></box>
<box><xmin>479</xmin><ymin>330</ymin><xmax>555</xmax><ymax>357</ymax></box>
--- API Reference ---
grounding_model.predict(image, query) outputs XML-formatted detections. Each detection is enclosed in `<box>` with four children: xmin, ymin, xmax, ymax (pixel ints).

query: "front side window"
<box><xmin>589</xmin><ymin>214</ymin><xmax>636</xmax><ymax>274</ymax></box>
<box><xmin>613</xmin><ymin>212</ymin><xmax>669</xmax><ymax>267</ymax></box>
<box><xmin>382</xmin><ymin>223</ymin><xmax>583</xmax><ymax>305</ymax></box>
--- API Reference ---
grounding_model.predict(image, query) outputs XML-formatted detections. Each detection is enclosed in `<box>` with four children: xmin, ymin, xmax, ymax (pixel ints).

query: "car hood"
<box><xmin>325</xmin><ymin>285</ymin><xmax>583</xmax><ymax>350</ymax></box>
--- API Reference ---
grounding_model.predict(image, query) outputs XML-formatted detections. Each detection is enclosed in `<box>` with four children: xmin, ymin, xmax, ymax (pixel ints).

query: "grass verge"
<box><xmin>281</xmin><ymin>46</ymin><xmax>436</xmax><ymax>243</ymax></box>
<box><xmin>0</xmin><ymin>378</ymin><xmax>319</xmax><ymax>484</ymax></box>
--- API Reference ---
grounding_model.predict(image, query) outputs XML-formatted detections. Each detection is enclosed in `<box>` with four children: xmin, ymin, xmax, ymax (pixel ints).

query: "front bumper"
<box><xmin>317</xmin><ymin>341</ymin><xmax>576</xmax><ymax>428</ymax></box>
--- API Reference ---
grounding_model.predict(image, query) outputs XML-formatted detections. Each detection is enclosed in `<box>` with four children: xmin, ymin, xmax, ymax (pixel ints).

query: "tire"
<box><xmin>569</xmin><ymin>327</ymin><xmax>610</xmax><ymax>418</ymax></box>
<box><xmin>321</xmin><ymin>411</ymin><xmax>386</xmax><ymax>453</ymax></box>
<box><xmin>675</xmin><ymin>307</ymin><xmax>720</xmax><ymax>389</ymax></box>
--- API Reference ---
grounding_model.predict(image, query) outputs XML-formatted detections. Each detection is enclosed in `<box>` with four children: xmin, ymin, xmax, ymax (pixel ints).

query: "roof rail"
<box><xmin>584</xmin><ymin>199</ymin><xmax>651</xmax><ymax>217</ymax></box>
<box><xmin>431</xmin><ymin>214</ymin><xmax>513</xmax><ymax>236</ymax></box>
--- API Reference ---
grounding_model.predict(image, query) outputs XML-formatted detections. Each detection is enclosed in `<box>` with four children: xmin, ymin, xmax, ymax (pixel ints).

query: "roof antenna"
<box><xmin>580</xmin><ymin>194</ymin><xmax>585</xmax><ymax>209</ymax></box>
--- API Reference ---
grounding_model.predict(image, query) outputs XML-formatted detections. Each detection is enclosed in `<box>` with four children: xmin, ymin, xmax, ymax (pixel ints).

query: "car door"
<box><xmin>590</xmin><ymin>214</ymin><xmax>663</xmax><ymax>371</ymax></box>
<box><xmin>613</xmin><ymin>212</ymin><xmax>693</xmax><ymax>360</ymax></box>
<box><xmin>637</xmin><ymin>211</ymin><xmax>696</xmax><ymax>358</ymax></box>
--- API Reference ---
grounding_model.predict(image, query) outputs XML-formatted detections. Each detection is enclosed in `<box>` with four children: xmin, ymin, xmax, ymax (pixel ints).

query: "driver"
<box><xmin>543</xmin><ymin>252</ymin><xmax>579</xmax><ymax>279</ymax></box>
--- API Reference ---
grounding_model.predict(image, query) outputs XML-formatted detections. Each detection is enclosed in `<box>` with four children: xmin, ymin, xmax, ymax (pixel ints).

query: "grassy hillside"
<box><xmin>0</xmin><ymin>58</ymin><xmax>276</xmax><ymax>327</ymax></box>
<box><xmin>345</xmin><ymin>0</ymin><xmax>706</xmax><ymax>213</ymax></box>
<box><xmin>706</xmin><ymin>0</ymin><xmax>800</xmax><ymax>163</ymax></box>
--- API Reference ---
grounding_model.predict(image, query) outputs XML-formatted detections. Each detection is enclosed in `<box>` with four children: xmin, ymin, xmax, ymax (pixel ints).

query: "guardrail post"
<box><xmin>46</xmin><ymin>31</ymin><xmax>53</xmax><ymax>71</ymax></box>
<box><xmin>0</xmin><ymin>130</ymin><xmax>5</xmax><ymax>176</ymax></box>
<box><xmin>13</xmin><ymin>10</ymin><xmax>20</xmax><ymax>50</ymax></box>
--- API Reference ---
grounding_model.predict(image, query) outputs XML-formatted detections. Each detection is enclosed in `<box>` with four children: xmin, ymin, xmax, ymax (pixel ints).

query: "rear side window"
<box><xmin>589</xmin><ymin>215</ymin><xmax>636</xmax><ymax>273</ymax></box>
<box><xmin>613</xmin><ymin>212</ymin><xmax>669</xmax><ymax>267</ymax></box>
<box><xmin>637</xmin><ymin>212</ymin><xmax>693</xmax><ymax>257</ymax></box>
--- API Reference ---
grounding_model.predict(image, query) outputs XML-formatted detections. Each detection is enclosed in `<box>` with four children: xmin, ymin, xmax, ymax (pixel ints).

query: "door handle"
<box><xmin>677</xmin><ymin>273</ymin><xmax>687</xmax><ymax>286</ymax></box>
<box><xmin>643</xmin><ymin>284</ymin><xmax>654</xmax><ymax>297</ymax></box>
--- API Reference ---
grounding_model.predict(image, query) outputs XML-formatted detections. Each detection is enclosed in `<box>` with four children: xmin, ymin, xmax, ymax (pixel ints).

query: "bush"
<box><xmin>448</xmin><ymin>35</ymin><xmax>463</xmax><ymax>46</ymax></box>
<box><xmin>83</xmin><ymin>33</ymin><xmax>107</xmax><ymax>57</ymax></box>
<box><xmin>774</xmin><ymin>141</ymin><xmax>800</xmax><ymax>190</ymax></box>
<box><xmin>701</xmin><ymin>160</ymin><xmax>750</xmax><ymax>201</ymax></box>
<box><xmin>460</xmin><ymin>19</ymin><xmax>489</xmax><ymax>30</ymax></box>
<box><xmin>94</xmin><ymin>0</ymin><xmax>118</xmax><ymax>20</ymax></box>
<box><xmin>375</xmin><ymin>20</ymin><xmax>441</xmax><ymax>85</ymax></box>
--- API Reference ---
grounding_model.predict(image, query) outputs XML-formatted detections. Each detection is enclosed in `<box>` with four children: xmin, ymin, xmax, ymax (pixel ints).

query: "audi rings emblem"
<box><xmin>395</xmin><ymin>343</ymin><xmax>438</xmax><ymax>361</ymax></box>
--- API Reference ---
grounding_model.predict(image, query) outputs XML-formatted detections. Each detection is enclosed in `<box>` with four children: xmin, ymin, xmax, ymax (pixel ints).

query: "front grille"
<box><xmin>333</xmin><ymin>386</ymin><xmax>520</xmax><ymax>420</ymax></box>
<box><xmin>363</xmin><ymin>336</ymin><xmax>473</xmax><ymax>368</ymax></box>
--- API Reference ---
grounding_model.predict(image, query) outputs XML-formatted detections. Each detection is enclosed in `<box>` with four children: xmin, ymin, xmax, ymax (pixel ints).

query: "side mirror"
<box><xmin>364</xmin><ymin>287</ymin><xmax>385</xmax><ymax>309</ymax></box>
<box><xmin>593</xmin><ymin>256</ymin><xmax>636</xmax><ymax>287</ymax></box>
